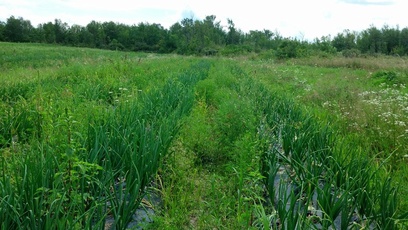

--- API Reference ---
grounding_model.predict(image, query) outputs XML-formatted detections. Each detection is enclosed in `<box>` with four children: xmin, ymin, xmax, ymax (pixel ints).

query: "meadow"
<box><xmin>0</xmin><ymin>42</ymin><xmax>407</xmax><ymax>229</ymax></box>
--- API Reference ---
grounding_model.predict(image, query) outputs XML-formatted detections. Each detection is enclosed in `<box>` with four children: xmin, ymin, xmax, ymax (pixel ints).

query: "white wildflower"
<box><xmin>322</xmin><ymin>101</ymin><xmax>331</xmax><ymax>107</ymax></box>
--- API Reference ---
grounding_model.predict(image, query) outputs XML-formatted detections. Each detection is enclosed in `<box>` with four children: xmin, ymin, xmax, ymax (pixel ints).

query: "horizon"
<box><xmin>1</xmin><ymin>0</ymin><xmax>407</xmax><ymax>40</ymax></box>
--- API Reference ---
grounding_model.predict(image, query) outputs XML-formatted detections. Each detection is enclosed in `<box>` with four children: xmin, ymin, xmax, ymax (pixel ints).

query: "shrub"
<box><xmin>342</xmin><ymin>48</ymin><xmax>361</xmax><ymax>58</ymax></box>
<box><xmin>371</xmin><ymin>70</ymin><xmax>406</xmax><ymax>86</ymax></box>
<box><xmin>220</xmin><ymin>44</ymin><xmax>252</xmax><ymax>56</ymax></box>
<box><xmin>275</xmin><ymin>40</ymin><xmax>310</xmax><ymax>59</ymax></box>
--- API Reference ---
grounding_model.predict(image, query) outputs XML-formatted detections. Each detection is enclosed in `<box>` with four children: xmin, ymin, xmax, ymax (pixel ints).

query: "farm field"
<box><xmin>1</xmin><ymin>42</ymin><xmax>407</xmax><ymax>229</ymax></box>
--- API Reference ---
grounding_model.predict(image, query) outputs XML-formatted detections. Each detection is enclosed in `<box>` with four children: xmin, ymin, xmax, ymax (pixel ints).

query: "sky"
<box><xmin>0</xmin><ymin>0</ymin><xmax>407</xmax><ymax>40</ymax></box>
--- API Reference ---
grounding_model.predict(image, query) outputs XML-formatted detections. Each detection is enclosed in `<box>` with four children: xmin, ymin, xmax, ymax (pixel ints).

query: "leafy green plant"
<box><xmin>342</xmin><ymin>48</ymin><xmax>361</xmax><ymax>58</ymax></box>
<box><xmin>371</xmin><ymin>70</ymin><xmax>402</xmax><ymax>86</ymax></box>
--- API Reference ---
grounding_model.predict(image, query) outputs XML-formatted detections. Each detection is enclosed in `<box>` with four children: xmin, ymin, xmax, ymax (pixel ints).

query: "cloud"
<box><xmin>340</xmin><ymin>0</ymin><xmax>394</xmax><ymax>5</ymax></box>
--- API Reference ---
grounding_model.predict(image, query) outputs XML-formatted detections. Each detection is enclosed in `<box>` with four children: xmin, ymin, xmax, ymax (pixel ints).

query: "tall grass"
<box><xmin>293</xmin><ymin>55</ymin><xmax>408</xmax><ymax>72</ymax></box>
<box><xmin>242</xmin><ymin>57</ymin><xmax>408</xmax><ymax>220</ymax></box>
<box><xmin>255</xmin><ymin>85</ymin><xmax>408</xmax><ymax>229</ymax></box>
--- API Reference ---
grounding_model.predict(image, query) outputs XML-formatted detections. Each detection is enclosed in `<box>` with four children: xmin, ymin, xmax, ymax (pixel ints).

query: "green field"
<box><xmin>1</xmin><ymin>42</ymin><xmax>407</xmax><ymax>229</ymax></box>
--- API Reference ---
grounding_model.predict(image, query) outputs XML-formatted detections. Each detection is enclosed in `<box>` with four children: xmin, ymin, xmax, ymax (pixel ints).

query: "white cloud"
<box><xmin>340</xmin><ymin>0</ymin><xmax>394</xmax><ymax>5</ymax></box>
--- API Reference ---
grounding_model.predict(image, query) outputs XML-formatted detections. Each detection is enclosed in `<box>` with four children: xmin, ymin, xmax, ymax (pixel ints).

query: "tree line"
<box><xmin>1</xmin><ymin>15</ymin><xmax>408</xmax><ymax>58</ymax></box>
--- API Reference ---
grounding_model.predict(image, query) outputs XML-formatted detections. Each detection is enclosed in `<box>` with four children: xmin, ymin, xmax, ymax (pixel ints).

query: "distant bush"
<box><xmin>258</xmin><ymin>50</ymin><xmax>276</xmax><ymax>60</ymax></box>
<box><xmin>275</xmin><ymin>40</ymin><xmax>309</xmax><ymax>59</ymax></box>
<box><xmin>202</xmin><ymin>47</ymin><xmax>219</xmax><ymax>56</ymax></box>
<box><xmin>342</xmin><ymin>48</ymin><xmax>361</xmax><ymax>58</ymax></box>
<box><xmin>220</xmin><ymin>44</ymin><xmax>252</xmax><ymax>56</ymax></box>
<box><xmin>108</xmin><ymin>39</ymin><xmax>124</xmax><ymax>51</ymax></box>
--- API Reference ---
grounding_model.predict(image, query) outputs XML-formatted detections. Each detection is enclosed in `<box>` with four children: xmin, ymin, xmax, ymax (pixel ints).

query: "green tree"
<box><xmin>381</xmin><ymin>25</ymin><xmax>400</xmax><ymax>54</ymax></box>
<box><xmin>180</xmin><ymin>18</ymin><xmax>196</xmax><ymax>54</ymax></box>
<box><xmin>30</xmin><ymin>24</ymin><xmax>44</xmax><ymax>43</ymax></box>
<box><xmin>0</xmin><ymin>21</ymin><xmax>5</xmax><ymax>41</ymax></box>
<box><xmin>132</xmin><ymin>22</ymin><xmax>164</xmax><ymax>51</ymax></box>
<box><xmin>40</xmin><ymin>22</ymin><xmax>56</xmax><ymax>43</ymax></box>
<box><xmin>202</xmin><ymin>15</ymin><xmax>225</xmax><ymax>46</ymax></box>
<box><xmin>169</xmin><ymin>18</ymin><xmax>195</xmax><ymax>54</ymax></box>
<box><xmin>115</xmin><ymin>23</ymin><xmax>129</xmax><ymax>50</ymax></box>
<box><xmin>313</xmin><ymin>35</ymin><xmax>337</xmax><ymax>54</ymax></box>
<box><xmin>170</xmin><ymin>15</ymin><xmax>226</xmax><ymax>55</ymax></box>
<box><xmin>167</xmin><ymin>22</ymin><xmax>183</xmax><ymax>53</ymax></box>
<box><xmin>226</xmin><ymin>19</ymin><xmax>241</xmax><ymax>45</ymax></box>
<box><xmin>332</xmin><ymin>29</ymin><xmax>357</xmax><ymax>51</ymax></box>
<box><xmin>54</xmin><ymin>19</ymin><xmax>68</xmax><ymax>43</ymax></box>
<box><xmin>357</xmin><ymin>25</ymin><xmax>384</xmax><ymax>54</ymax></box>
<box><xmin>246</xmin><ymin>30</ymin><xmax>274</xmax><ymax>52</ymax></box>
<box><xmin>158</xmin><ymin>31</ymin><xmax>176</xmax><ymax>53</ymax></box>
<box><xmin>399</xmin><ymin>27</ymin><xmax>408</xmax><ymax>55</ymax></box>
<box><xmin>103</xmin><ymin>21</ymin><xmax>119</xmax><ymax>44</ymax></box>
<box><xmin>65</xmin><ymin>24</ymin><xmax>83</xmax><ymax>46</ymax></box>
<box><xmin>143</xmin><ymin>23</ymin><xmax>166</xmax><ymax>51</ymax></box>
<box><xmin>275</xmin><ymin>39</ymin><xmax>308</xmax><ymax>59</ymax></box>
<box><xmin>4</xmin><ymin>16</ymin><xmax>34</xmax><ymax>42</ymax></box>
<box><xmin>86</xmin><ymin>21</ymin><xmax>106</xmax><ymax>48</ymax></box>
<box><xmin>108</xmin><ymin>38</ymin><xmax>124</xmax><ymax>50</ymax></box>
<box><xmin>79</xmin><ymin>27</ymin><xmax>93</xmax><ymax>46</ymax></box>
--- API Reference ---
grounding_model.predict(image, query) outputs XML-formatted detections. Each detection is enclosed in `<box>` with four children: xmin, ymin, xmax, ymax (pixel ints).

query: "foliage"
<box><xmin>342</xmin><ymin>48</ymin><xmax>361</xmax><ymax>58</ymax></box>
<box><xmin>220</xmin><ymin>44</ymin><xmax>252</xmax><ymax>56</ymax></box>
<box><xmin>275</xmin><ymin>39</ymin><xmax>310</xmax><ymax>59</ymax></box>
<box><xmin>372</xmin><ymin>70</ymin><xmax>399</xmax><ymax>83</ymax></box>
<box><xmin>332</xmin><ymin>29</ymin><xmax>358</xmax><ymax>51</ymax></box>
<box><xmin>2</xmin><ymin>15</ymin><xmax>408</xmax><ymax>57</ymax></box>
<box><xmin>312</xmin><ymin>36</ymin><xmax>337</xmax><ymax>55</ymax></box>
<box><xmin>3</xmin><ymin>16</ymin><xmax>34</xmax><ymax>42</ymax></box>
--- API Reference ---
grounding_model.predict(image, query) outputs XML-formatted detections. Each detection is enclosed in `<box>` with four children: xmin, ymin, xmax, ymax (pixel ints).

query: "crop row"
<box><xmin>0</xmin><ymin>60</ymin><xmax>210</xmax><ymax>229</ymax></box>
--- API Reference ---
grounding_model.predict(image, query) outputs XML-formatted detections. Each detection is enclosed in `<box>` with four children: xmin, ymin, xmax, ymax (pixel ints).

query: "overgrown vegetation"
<box><xmin>1</xmin><ymin>42</ymin><xmax>408</xmax><ymax>229</ymax></box>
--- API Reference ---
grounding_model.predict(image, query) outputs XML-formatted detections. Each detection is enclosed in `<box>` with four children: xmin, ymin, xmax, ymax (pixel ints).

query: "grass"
<box><xmin>240</xmin><ymin>56</ymin><xmax>408</xmax><ymax>228</ymax></box>
<box><xmin>1</xmin><ymin>42</ymin><xmax>407</xmax><ymax>229</ymax></box>
<box><xmin>287</xmin><ymin>54</ymin><xmax>408</xmax><ymax>73</ymax></box>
